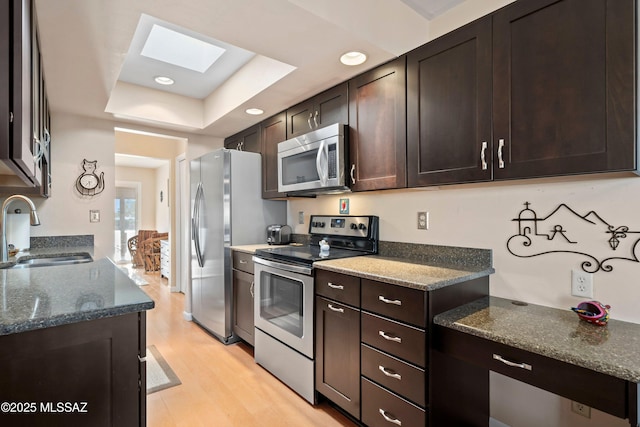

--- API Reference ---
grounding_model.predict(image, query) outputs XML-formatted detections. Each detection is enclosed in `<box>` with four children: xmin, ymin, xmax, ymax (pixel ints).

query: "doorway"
<box><xmin>114</xmin><ymin>182</ymin><xmax>141</xmax><ymax>263</ymax></box>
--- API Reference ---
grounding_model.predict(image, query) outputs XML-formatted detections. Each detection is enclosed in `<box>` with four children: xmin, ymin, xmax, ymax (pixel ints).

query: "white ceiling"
<box><xmin>34</xmin><ymin>0</ymin><xmax>464</xmax><ymax>139</ymax></box>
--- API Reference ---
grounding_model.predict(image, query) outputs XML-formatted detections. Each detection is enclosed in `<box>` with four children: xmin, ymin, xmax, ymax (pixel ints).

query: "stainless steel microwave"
<box><xmin>277</xmin><ymin>123</ymin><xmax>349</xmax><ymax>195</ymax></box>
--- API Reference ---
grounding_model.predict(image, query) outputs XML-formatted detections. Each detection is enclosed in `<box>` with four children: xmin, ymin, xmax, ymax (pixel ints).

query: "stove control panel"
<box><xmin>309</xmin><ymin>215</ymin><xmax>377</xmax><ymax>238</ymax></box>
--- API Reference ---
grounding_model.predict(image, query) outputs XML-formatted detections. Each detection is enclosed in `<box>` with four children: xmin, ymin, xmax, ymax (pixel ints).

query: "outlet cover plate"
<box><xmin>571</xmin><ymin>269</ymin><xmax>593</xmax><ymax>298</ymax></box>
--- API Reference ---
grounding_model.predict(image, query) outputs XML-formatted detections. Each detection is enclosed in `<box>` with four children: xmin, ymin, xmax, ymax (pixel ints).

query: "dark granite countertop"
<box><xmin>0</xmin><ymin>257</ymin><xmax>154</xmax><ymax>336</ymax></box>
<box><xmin>313</xmin><ymin>256</ymin><xmax>494</xmax><ymax>291</ymax></box>
<box><xmin>434</xmin><ymin>296</ymin><xmax>640</xmax><ymax>383</ymax></box>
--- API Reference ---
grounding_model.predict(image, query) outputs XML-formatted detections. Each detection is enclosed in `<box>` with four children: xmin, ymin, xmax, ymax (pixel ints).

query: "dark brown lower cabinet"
<box><xmin>233</xmin><ymin>269</ymin><xmax>255</xmax><ymax>345</ymax></box>
<box><xmin>361</xmin><ymin>377</ymin><xmax>426</xmax><ymax>427</ymax></box>
<box><xmin>0</xmin><ymin>312</ymin><xmax>146</xmax><ymax>427</ymax></box>
<box><xmin>315</xmin><ymin>296</ymin><xmax>361</xmax><ymax>419</ymax></box>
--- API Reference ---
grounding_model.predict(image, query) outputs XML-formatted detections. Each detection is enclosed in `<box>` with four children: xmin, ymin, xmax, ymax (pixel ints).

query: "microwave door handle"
<box><xmin>316</xmin><ymin>140</ymin><xmax>328</xmax><ymax>185</ymax></box>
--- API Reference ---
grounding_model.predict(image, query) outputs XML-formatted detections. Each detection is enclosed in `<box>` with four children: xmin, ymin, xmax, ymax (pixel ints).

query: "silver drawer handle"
<box><xmin>239</xmin><ymin>260</ymin><xmax>247</xmax><ymax>264</ymax></box>
<box><xmin>498</xmin><ymin>139</ymin><xmax>505</xmax><ymax>168</ymax></box>
<box><xmin>379</xmin><ymin>409</ymin><xmax>401</xmax><ymax>426</ymax></box>
<box><xmin>327</xmin><ymin>282</ymin><xmax>344</xmax><ymax>290</ymax></box>
<box><xmin>493</xmin><ymin>354</ymin><xmax>532</xmax><ymax>371</ymax></box>
<box><xmin>350</xmin><ymin>164</ymin><xmax>356</xmax><ymax>184</ymax></box>
<box><xmin>328</xmin><ymin>304</ymin><xmax>344</xmax><ymax>313</ymax></box>
<box><xmin>379</xmin><ymin>330</ymin><xmax>401</xmax><ymax>343</ymax></box>
<box><xmin>250</xmin><ymin>281</ymin><xmax>254</xmax><ymax>298</ymax></box>
<box><xmin>378</xmin><ymin>365</ymin><xmax>401</xmax><ymax>380</ymax></box>
<box><xmin>379</xmin><ymin>295</ymin><xmax>402</xmax><ymax>306</ymax></box>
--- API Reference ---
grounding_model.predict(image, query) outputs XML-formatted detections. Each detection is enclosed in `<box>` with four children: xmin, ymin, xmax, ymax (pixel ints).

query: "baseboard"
<box><xmin>183</xmin><ymin>311</ymin><xmax>192</xmax><ymax>321</ymax></box>
<box><xmin>489</xmin><ymin>417</ymin><xmax>511</xmax><ymax>427</ymax></box>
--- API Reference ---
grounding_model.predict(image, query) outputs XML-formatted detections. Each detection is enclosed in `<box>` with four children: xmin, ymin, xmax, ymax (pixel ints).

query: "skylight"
<box><xmin>141</xmin><ymin>24</ymin><xmax>226</xmax><ymax>73</ymax></box>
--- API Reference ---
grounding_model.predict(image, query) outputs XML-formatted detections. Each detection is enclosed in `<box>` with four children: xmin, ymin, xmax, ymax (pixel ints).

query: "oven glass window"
<box><xmin>259</xmin><ymin>271</ymin><xmax>304</xmax><ymax>337</ymax></box>
<box><xmin>281</xmin><ymin>149</ymin><xmax>320</xmax><ymax>185</ymax></box>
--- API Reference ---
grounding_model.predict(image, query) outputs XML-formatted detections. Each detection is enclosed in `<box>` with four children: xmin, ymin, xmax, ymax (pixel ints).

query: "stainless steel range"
<box><xmin>253</xmin><ymin>215</ymin><xmax>379</xmax><ymax>404</ymax></box>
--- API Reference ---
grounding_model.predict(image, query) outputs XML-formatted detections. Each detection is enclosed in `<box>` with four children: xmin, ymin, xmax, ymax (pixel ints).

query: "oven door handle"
<box><xmin>252</xmin><ymin>256</ymin><xmax>312</xmax><ymax>275</ymax></box>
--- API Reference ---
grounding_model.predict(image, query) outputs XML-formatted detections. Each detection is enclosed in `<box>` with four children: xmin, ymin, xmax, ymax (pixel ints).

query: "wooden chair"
<box><xmin>140</xmin><ymin>232</ymin><xmax>168</xmax><ymax>273</ymax></box>
<box><xmin>128</xmin><ymin>230</ymin><xmax>157</xmax><ymax>268</ymax></box>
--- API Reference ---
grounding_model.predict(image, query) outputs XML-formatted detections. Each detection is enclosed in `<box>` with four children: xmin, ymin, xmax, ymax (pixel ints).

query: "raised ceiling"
<box><xmin>34</xmin><ymin>0</ymin><xmax>465</xmax><ymax>138</ymax></box>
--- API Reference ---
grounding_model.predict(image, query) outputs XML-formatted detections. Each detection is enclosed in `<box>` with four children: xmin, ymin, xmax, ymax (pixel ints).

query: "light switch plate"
<box><xmin>90</xmin><ymin>210</ymin><xmax>100</xmax><ymax>223</ymax></box>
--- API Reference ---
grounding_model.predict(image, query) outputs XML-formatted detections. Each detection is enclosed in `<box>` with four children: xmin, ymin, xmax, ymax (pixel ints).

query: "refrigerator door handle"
<box><xmin>194</xmin><ymin>182</ymin><xmax>204</xmax><ymax>267</ymax></box>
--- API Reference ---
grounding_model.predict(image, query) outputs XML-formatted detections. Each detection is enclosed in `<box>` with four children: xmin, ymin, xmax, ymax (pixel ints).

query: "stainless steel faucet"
<box><xmin>1</xmin><ymin>195</ymin><xmax>40</xmax><ymax>262</ymax></box>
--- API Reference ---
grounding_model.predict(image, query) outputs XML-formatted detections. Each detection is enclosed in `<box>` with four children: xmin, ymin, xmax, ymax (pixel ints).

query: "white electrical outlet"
<box><xmin>417</xmin><ymin>212</ymin><xmax>429</xmax><ymax>230</ymax></box>
<box><xmin>298</xmin><ymin>211</ymin><xmax>304</xmax><ymax>224</ymax></box>
<box><xmin>571</xmin><ymin>269</ymin><xmax>594</xmax><ymax>298</ymax></box>
<box><xmin>571</xmin><ymin>401</ymin><xmax>591</xmax><ymax>418</ymax></box>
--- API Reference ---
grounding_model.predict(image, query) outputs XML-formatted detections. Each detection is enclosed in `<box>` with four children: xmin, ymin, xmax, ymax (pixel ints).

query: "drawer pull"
<box><xmin>239</xmin><ymin>260</ymin><xmax>247</xmax><ymax>264</ymax></box>
<box><xmin>327</xmin><ymin>282</ymin><xmax>344</xmax><ymax>290</ymax></box>
<box><xmin>379</xmin><ymin>408</ymin><xmax>402</xmax><ymax>426</ymax></box>
<box><xmin>378</xmin><ymin>365</ymin><xmax>402</xmax><ymax>380</ymax></box>
<box><xmin>328</xmin><ymin>304</ymin><xmax>344</xmax><ymax>313</ymax></box>
<box><xmin>379</xmin><ymin>330</ymin><xmax>402</xmax><ymax>343</ymax></box>
<box><xmin>493</xmin><ymin>354</ymin><xmax>532</xmax><ymax>371</ymax></box>
<box><xmin>379</xmin><ymin>295</ymin><xmax>402</xmax><ymax>306</ymax></box>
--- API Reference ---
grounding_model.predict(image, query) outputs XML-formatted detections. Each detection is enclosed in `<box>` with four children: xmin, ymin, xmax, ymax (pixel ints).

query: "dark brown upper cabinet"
<box><xmin>0</xmin><ymin>0</ymin><xmax>50</xmax><ymax>196</ymax></box>
<box><xmin>407</xmin><ymin>17</ymin><xmax>493</xmax><ymax>187</ymax></box>
<box><xmin>492</xmin><ymin>0</ymin><xmax>635</xmax><ymax>180</ymax></box>
<box><xmin>261</xmin><ymin>112</ymin><xmax>287</xmax><ymax>199</ymax></box>
<box><xmin>223</xmin><ymin>123</ymin><xmax>261</xmax><ymax>153</ymax></box>
<box><xmin>286</xmin><ymin>82</ymin><xmax>348</xmax><ymax>138</ymax></box>
<box><xmin>348</xmin><ymin>57</ymin><xmax>407</xmax><ymax>191</ymax></box>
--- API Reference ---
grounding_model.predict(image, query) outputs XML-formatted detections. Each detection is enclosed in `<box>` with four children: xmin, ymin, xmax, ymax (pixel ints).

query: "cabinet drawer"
<box><xmin>361</xmin><ymin>377</ymin><xmax>426</xmax><ymax>427</ymax></box>
<box><xmin>361</xmin><ymin>344</ymin><xmax>425</xmax><ymax>407</ymax></box>
<box><xmin>315</xmin><ymin>270</ymin><xmax>360</xmax><ymax>307</ymax></box>
<box><xmin>362</xmin><ymin>279</ymin><xmax>426</xmax><ymax>327</ymax></box>
<box><xmin>362</xmin><ymin>312</ymin><xmax>426</xmax><ymax>367</ymax></box>
<box><xmin>232</xmin><ymin>251</ymin><xmax>254</xmax><ymax>274</ymax></box>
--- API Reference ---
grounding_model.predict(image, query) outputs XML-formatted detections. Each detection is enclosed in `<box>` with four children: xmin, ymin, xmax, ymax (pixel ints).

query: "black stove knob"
<box><xmin>358</xmin><ymin>223</ymin><xmax>367</xmax><ymax>230</ymax></box>
<box><xmin>350</xmin><ymin>223</ymin><xmax>358</xmax><ymax>230</ymax></box>
<box><xmin>319</xmin><ymin>222</ymin><xmax>326</xmax><ymax>228</ymax></box>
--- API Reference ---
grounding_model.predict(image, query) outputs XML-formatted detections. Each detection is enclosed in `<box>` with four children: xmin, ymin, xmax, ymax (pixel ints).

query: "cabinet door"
<box><xmin>261</xmin><ymin>112</ymin><xmax>286</xmax><ymax>199</ymax></box>
<box><xmin>315</xmin><ymin>296</ymin><xmax>360</xmax><ymax>418</ymax></box>
<box><xmin>286</xmin><ymin>83</ymin><xmax>348</xmax><ymax>138</ymax></box>
<box><xmin>493</xmin><ymin>0</ymin><xmax>635</xmax><ymax>179</ymax></box>
<box><xmin>224</xmin><ymin>123</ymin><xmax>261</xmax><ymax>153</ymax></box>
<box><xmin>233</xmin><ymin>269</ymin><xmax>254</xmax><ymax>345</ymax></box>
<box><xmin>407</xmin><ymin>17</ymin><xmax>492</xmax><ymax>186</ymax></box>
<box><xmin>349</xmin><ymin>57</ymin><xmax>407</xmax><ymax>191</ymax></box>
<box><xmin>0</xmin><ymin>1</ymin><xmax>10</xmax><ymax>158</ymax></box>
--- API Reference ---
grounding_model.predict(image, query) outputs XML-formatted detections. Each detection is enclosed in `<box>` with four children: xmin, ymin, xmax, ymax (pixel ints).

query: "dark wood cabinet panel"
<box><xmin>261</xmin><ymin>112</ymin><xmax>286</xmax><ymax>199</ymax></box>
<box><xmin>0</xmin><ymin>313</ymin><xmax>144</xmax><ymax>426</ymax></box>
<box><xmin>361</xmin><ymin>278</ymin><xmax>426</xmax><ymax>328</ymax></box>
<box><xmin>361</xmin><ymin>377</ymin><xmax>425</xmax><ymax>427</ymax></box>
<box><xmin>233</xmin><ymin>268</ymin><xmax>254</xmax><ymax>345</ymax></box>
<box><xmin>407</xmin><ymin>17</ymin><xmax>493</xmax><ymax>186</ymax></box>
<box><xmin>348</xmin><ymin>57</ymin><xmax>407</xmax><ymax>191</ymax></box>
<box><xmin>361</xmin><ymin>312</ymin><xmax>426</xmax><ymax>367</ymax></box>
<box><xmin>315</xmin><ymin>296</ymin><xmax>360</xmax><ymax>419</ymax></box>
<box><xmin>492</xmin><ymin>0</ymin><xmax>635</xmax><ymax>179</ymax></box>
<box><xmin>286</xmin><ymin>83</ymin><xmax>348</xmax><ymax>138</ymax></box>
<box><xmin>224</xmin><ymin>123</ymin><xmax>260</xmax><ymax>153</ymax></box>
<box><xmin>315</xmin><ymin>269</ymin><xmax>360</xmax><ymax>307</ymax></box>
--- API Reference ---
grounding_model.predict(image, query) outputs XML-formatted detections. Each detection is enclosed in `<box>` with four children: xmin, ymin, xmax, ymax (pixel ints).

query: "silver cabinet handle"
<box><xmin>493</xmin><ymin>354</ymin><xmax>532</xmax><ymax>371</ymax></box>
<box><xmin>328</xmin><ymin>304</ymin><xmax>344</xmax><ymax>313</ymax></box>
<box><xmin>250</xmin><ymin>281</ymin><xmax>254</xmax><ymax>298</ymax></box>
<box><xmin>498</xmin><ymin>139</ymin><xmax>505</xmax><ymax>168</ymax></box>
<box><xmin>327</xmin><ymin>282</ymin><xmax>344</xmax><ymax>290</ymax></box>
<box><xmin>379</xmin><ymin>330</ymin><xmax>401</xmax><ymax>343</ymax></box>
<box><xmin>379</xmin><ymin>295</ymin><xmax>402</xmax><ymax>306</ymax></box>
<box><xmin>379</xmin><ymin>409</ymin><xmax>402</xmax><ymax>426</ymax></box>
<box><xmin>350</xmin><ymin>164</ymin><xmax>356</xmax><ymax>184</ymax></box>
<box><xmin>481</xmin><ymin>141</ymin><xmax>488</xmax><ymax>170</ymax></box>
<box><xmin>313</xmin><ymin>110</ymin><xmax>319</xmax><ymax>128</ymax></box>
<box><xmin>378</xmin><ymin>365</ymin><xmax>401</xmax><ymax>380</ymax></box>
<box><xmin>308</xmin><ymin>112</ymin><xmax>313</xmax><ymax>130</ymax></box>
<box><xmin>239</xmin><ymin>259</ymin><xmax>247</xmax><ymax>264</ymax></box>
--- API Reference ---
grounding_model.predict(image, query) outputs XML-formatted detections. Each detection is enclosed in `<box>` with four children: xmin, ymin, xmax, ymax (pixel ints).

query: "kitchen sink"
<box><xmin>8</xmin><ymin>253</ymin><xmax>93</xmax><ymax>269</ymax></box>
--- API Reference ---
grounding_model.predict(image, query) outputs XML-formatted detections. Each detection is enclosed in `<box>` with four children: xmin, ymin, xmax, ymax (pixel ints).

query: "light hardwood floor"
<box><xmin>136</xmin><ymin>268</ymin><xmax>355</xmax><ymax>427</ymax></box>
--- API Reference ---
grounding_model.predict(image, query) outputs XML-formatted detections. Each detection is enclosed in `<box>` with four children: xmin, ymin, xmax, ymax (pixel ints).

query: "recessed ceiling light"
<box><xmin>245</xmin><ymin>108</ymin><xmax>264</xmax><ymax>115</ymax></box>
<box><xmin>154</xmin><ymin>76</ymin><xmax>175</xmax><ymax>85</ymax></box>
<box><xmin>340</xmin><ymin>51</ymin><xmax>367</xmax><ymax>66</ymax></box>
<box><xmin>142</xmin><ymin>24</ymin><xmax>226</xmax><ymax>73</ymax></box>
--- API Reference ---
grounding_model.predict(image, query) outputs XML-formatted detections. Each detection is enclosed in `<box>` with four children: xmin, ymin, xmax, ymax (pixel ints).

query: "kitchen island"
<box><xmin>0</xmin><ymin>257</ymin><xmax>154</xmax><ymax>427</ymax></box>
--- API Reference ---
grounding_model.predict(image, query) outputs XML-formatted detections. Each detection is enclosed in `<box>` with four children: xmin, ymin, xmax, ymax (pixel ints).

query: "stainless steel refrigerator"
<box><xmin>190</xmin><ymin>148</ymin><xmax>286</xmax><ymax>343</ymax></box>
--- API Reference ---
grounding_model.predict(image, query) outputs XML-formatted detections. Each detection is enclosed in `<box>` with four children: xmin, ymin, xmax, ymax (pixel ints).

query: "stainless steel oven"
<box><xmin>253</xmin><ymin>257</ymin><xmax>315</xmax><ymax>403</ymax></box>
<box><xmin>252</xmin><ymin>215</ymin><xmax>379</xmax><ymax>406</ymax></box>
